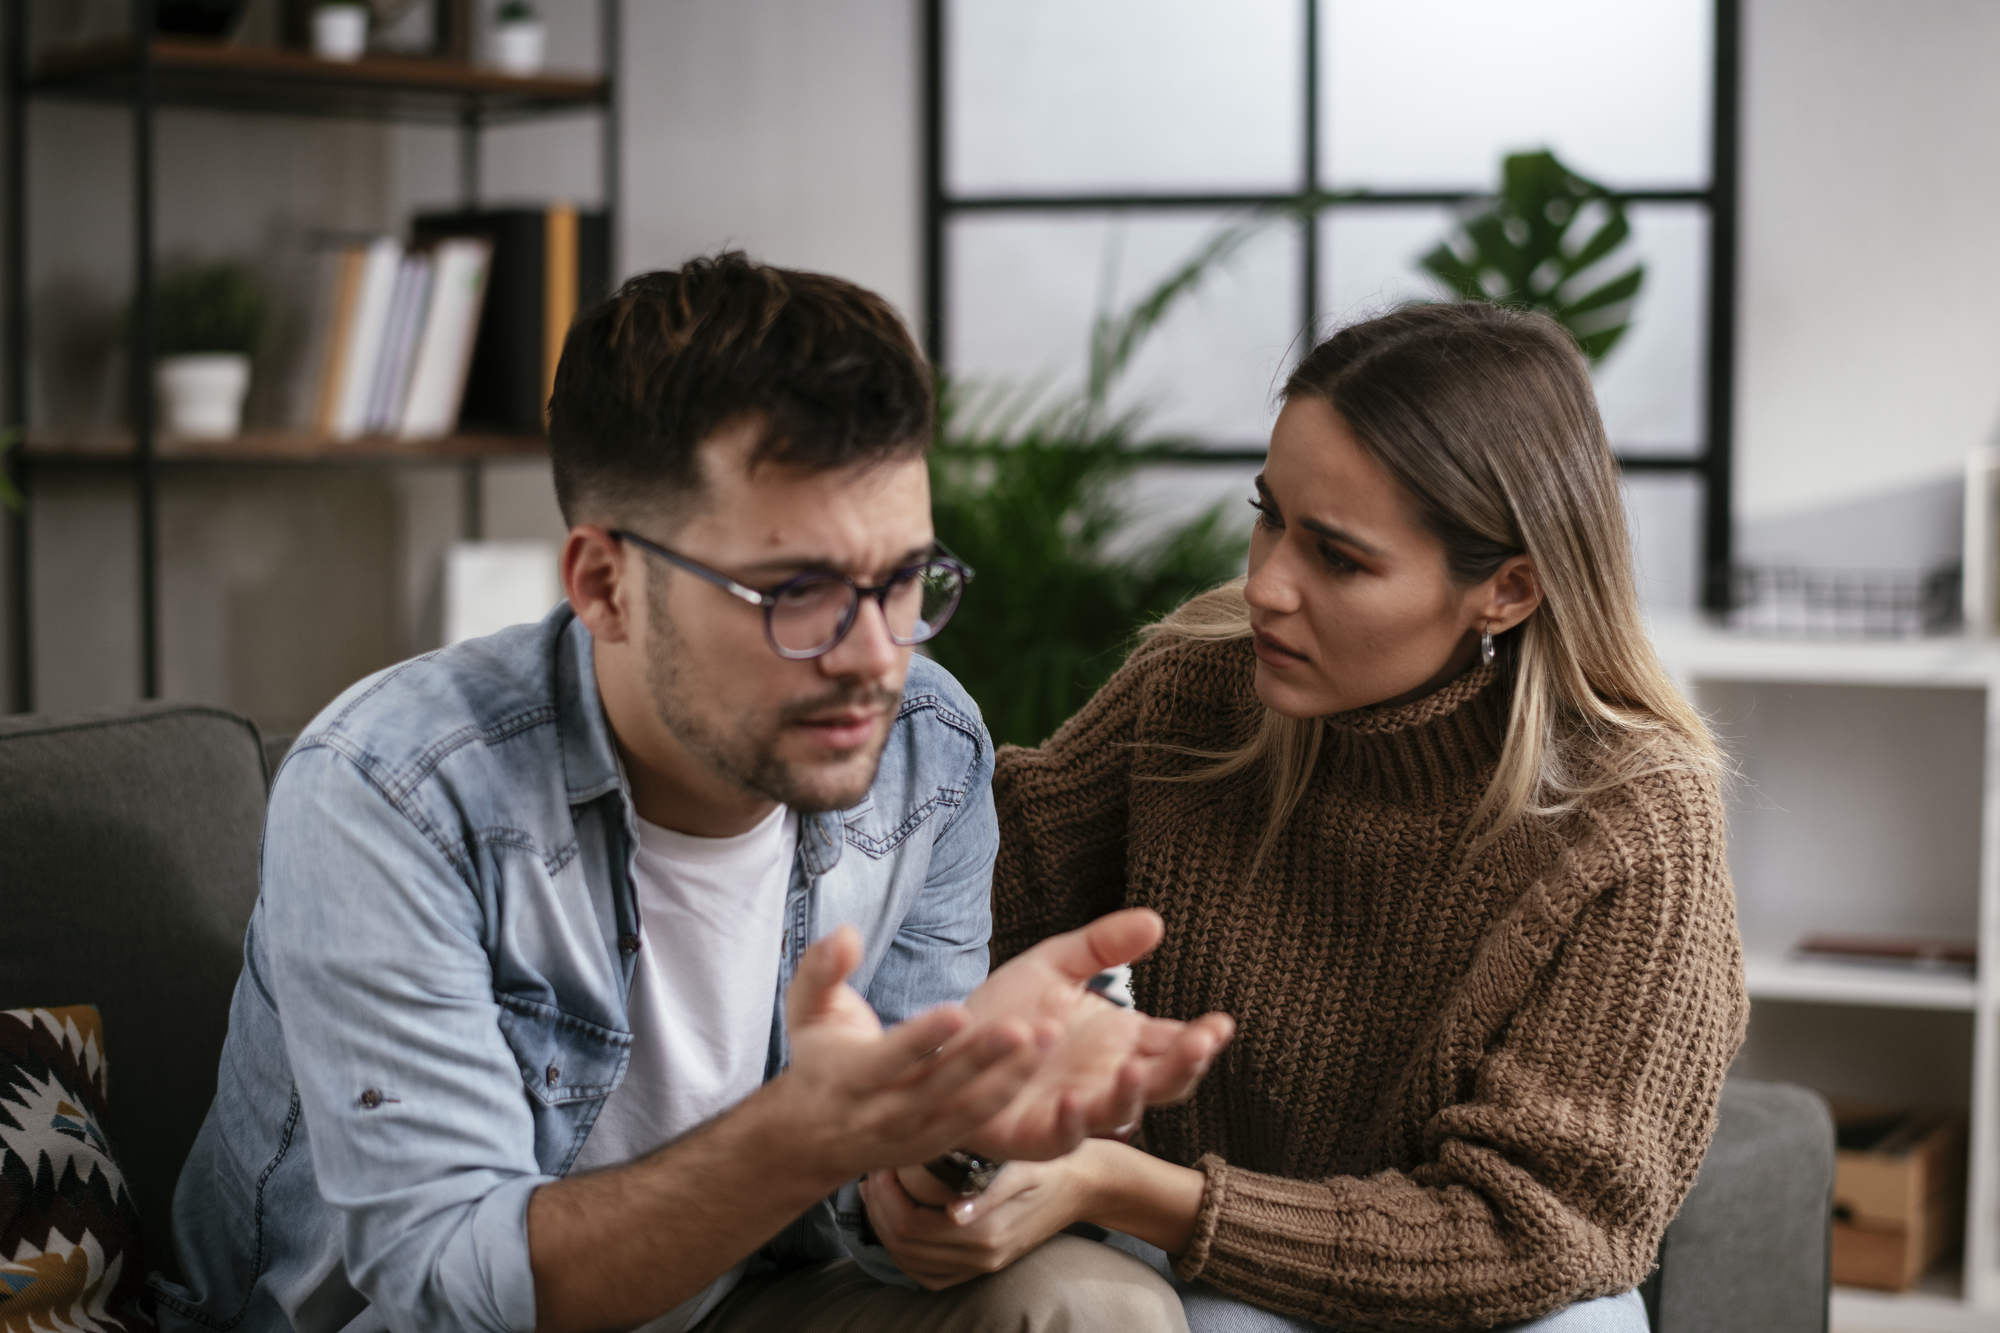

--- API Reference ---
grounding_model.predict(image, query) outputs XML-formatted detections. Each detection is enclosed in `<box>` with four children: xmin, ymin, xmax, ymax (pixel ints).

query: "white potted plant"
<box><xmin>154</xmin><ymin>262</ymin><xmax>268</xmax><ymax>441</ymax></box>
<box><xmin>311</xmin><ymin>2</ymin><xmax>369</xmax><ymax>61</ymax></box>
<box><xmin>491</xmin><ymin>0</ymin><xmax>546</xmax><ymax>76</ymax></box>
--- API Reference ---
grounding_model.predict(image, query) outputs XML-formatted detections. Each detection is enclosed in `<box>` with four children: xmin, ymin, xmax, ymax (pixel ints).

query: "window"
<box><xmin>925</xmin><ymin>0</ymin><xmax>1738</xmax><ymax>612</ymax></box>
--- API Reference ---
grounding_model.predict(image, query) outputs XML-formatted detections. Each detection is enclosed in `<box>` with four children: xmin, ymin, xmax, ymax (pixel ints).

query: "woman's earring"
<box><xmin>1480</xmin><ymin>624</ymin><xmax>1495</xmax><ymax>666</ymax></box>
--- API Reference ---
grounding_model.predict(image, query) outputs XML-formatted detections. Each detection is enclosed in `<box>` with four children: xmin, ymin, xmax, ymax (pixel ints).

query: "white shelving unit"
<box><xmin>1650</xmin><ymin>620</ymin><xmax>2000</xmax><ymax>1333</ymax></box>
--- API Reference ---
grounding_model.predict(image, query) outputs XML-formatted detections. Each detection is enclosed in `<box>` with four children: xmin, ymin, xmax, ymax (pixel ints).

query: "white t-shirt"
<box><xmin>569</xmin><ymin>801</ymin><xmax>798</xmax><ymax>1333</ymax></box>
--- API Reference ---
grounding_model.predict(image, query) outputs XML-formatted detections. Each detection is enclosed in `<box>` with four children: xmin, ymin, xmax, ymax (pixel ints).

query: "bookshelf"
<box><xmin>1</xmin><ymin>1</ymin><xmax>620</xmax><ymax>712</ymax></box>
<box><xmin>1649</xmin><ymin>618</ymin><xmax>2000</xmax><ymax>1332</ymax></box>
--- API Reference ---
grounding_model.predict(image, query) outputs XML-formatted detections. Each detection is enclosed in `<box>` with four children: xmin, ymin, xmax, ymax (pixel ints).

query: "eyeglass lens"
<box><xmin>769</xmin><ymin>563</ymin><xmax>965</xmax><ymax>656</ymax></box>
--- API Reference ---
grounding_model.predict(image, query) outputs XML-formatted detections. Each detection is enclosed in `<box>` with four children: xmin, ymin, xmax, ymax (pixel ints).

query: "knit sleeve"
<box><xmin>1172</xmin><ymin>765</ymin><xmax>1749</xmax><ymax>1331</ymax></box>
<box><xmin>988</xmin><ymin>649</ymin><xmax>1155</xmax><ymax>966</ymax></box>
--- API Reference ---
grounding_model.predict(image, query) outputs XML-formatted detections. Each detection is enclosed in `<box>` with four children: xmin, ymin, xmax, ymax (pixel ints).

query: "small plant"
<box><xmin>1419</xmin><ymin>150</ymin><xmax>1645</xmax><ymax>363</ymax></box>
<box><xmin>495</xmin><ymin>0</ymin><xmax>538</xmax><ymax>23</ymax></box>
<box><xmin>155</xmin><ymin>261</ymin><xmax>268</xmax><ymax>357</ymax></box>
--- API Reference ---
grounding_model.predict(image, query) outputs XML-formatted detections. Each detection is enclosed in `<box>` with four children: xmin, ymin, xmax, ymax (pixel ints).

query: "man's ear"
<box><xmin>564</xmin><ymin>525</ymin><xmax>638</xmax><ymax>644</ymax></box>
<box><xmin>1474</xmin><ymin>554</ymin><xmax>1543</xmax><ymax>635</ymax></box>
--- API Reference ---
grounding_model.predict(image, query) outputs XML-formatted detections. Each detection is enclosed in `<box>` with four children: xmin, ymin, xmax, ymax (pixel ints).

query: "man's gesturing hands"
<box><xmin>772</xmin><ymin>907</ymin><xmax>1234</xmax><ymax>1186</ymax></box>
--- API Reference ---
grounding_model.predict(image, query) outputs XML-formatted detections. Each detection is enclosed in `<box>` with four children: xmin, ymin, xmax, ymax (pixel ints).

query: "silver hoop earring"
<box><xmin>1480</xmin><ymin>624</ymin><xmax>1495</xmax><ymax>666</ymax></box>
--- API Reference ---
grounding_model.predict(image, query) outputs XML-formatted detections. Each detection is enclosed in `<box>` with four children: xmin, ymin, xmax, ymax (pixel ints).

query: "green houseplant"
<box><xmin>153</xmin><ymin>260</ymin><xmax>268</xmax><ymax>441</ymax></box>
<box><xmin>925</xmin><ymin>233</ymin><xmax>1256</xmax><ymax>748</ymax></box>
<box><xmin>1418</xmin><ymin>149</ymin><xmax>1645</xmax><ymax>363</ymax></box>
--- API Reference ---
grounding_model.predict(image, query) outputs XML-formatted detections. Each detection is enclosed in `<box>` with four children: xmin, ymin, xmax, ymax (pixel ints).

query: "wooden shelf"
<box><xmin>30</xmin><ymin>38</ymin><xmax>607</xmax><ymax>124</ymax></box>
<box><xmin>1744</xmin><ymin>950</ymin><xmax>1978</xmax><ymax>1012</ymax></box>
<box><xmin>22</xmin><ymin>429</ymin><xmax>548</xmax><ymax>468</ymax></box>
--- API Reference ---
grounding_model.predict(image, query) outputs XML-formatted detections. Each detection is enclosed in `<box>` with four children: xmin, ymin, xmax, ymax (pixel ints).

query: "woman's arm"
<box><xmin>868</xmin><ymin>1140</ymin><xmax>1206</xmax><ymax>1289</ymax></box>
<box><xmin>990</xmin><ymin>648</ymin><xmax>1160</xmax><ymax>963</ymax></box>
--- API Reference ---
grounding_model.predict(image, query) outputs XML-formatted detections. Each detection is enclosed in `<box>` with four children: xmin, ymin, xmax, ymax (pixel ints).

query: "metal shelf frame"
<box><xmin>921</xmin><ymin>0</ymin><xmax>1742</xmax><ymax>612</ymax></box>
<box><xmin>1</xmin><ymin>1</ymin><xmax>622</xmax><ymax>713</ymax></box>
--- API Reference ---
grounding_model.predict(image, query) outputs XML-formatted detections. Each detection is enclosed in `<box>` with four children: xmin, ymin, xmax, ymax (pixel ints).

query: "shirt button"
<box><xmin>619</xmin><ymin>933</ymin><xmax>640</xmax><ymax>954</ymax></box>
<box><xmin>545</xmin><ymin>1063</ymin><xmax>560</xmax><ymax>1087</ymax></box>
<box><xmin>359</xmin><ymin>1088</ymin><xmax>383</xmax><ymax>1109</ymax></box>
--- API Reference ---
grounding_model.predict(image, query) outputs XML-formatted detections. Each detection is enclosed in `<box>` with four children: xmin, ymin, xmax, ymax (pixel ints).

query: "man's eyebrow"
<box><xmin>1254</xmin><ymin>476</ymin><xmax>1385</xmax><ymax>559</ymax></box>
<box><xmin>730</xmin><ymin>543</ymin><xmax>936</xmax><ymax>578</ymax></box>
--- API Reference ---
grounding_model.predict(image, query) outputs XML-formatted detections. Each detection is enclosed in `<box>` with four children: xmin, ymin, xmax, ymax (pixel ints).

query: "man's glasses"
<box><xmin>610</xmin><ymin>530</ymin><xmax>974</xmax><ymax>661</ymax></box>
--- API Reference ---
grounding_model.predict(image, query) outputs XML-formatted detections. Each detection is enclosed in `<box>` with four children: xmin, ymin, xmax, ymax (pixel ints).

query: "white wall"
<box><xmin>616</xmin><ymin>0</ymin><xmax>923</xmax><ymax>321</ymax></box>
<box><xmin>1735</xmin><ymin>0</ymin><xmax>2000</xmax><ymax>570</ymax></box>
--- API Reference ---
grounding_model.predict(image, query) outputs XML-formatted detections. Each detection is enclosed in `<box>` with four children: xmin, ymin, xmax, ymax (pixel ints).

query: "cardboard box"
<box><xmin>1830</xmin><ymin>1104</ymin><xmax>1968</xmax><ymax>1291</ymax></box>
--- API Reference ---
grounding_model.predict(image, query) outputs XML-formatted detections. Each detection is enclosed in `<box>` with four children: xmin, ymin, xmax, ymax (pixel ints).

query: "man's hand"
<box><xmin>957</xmin><ymin>908</ymin><xmax>1235</xmax><ymax>1160</ymax></box>
<box><xmin>771</xmin><ymin>924</ymin><xmax>1056</xmax><ymax>1181</ymax></box>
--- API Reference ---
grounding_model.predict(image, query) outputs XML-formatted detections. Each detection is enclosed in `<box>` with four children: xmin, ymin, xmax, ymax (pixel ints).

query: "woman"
<box><xmin>859</xmin><ymin>302</ymin><xmax>1748</xmax><ymax>1332</ymax></box>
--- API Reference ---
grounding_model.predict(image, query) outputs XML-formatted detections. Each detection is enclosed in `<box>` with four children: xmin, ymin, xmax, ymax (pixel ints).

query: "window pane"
<box><xmin>947</xmin><ymin>0</ymin><xmax>1303</xmax><ymax>195</ymax></box>
<box><xmin>1316</xmin><ymin>202</ymin><xmax>1705</xmax><ymax>453</ymax></box>
<box><xmin>1321</xmin><ymin>0</ymin><xmax>1712</xmax><ymax>189</ymax></box>
<box><xmin>947</xmin><ymin>211</ymin><xmax>1301</xmax><ymax>444</ymax></box>
<box><xmin>1592</xmin><ymin>204</ymin><xmax>1707</xmax><ymax>454</ymax></box>
<box><xmin>1623</xmin><ymin>471</ymin><xmax>1703</xmax><ymax>615</ymax></box>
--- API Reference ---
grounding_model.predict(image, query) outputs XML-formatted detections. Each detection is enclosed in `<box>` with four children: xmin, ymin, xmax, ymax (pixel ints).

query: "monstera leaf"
<box><xmin>1420</xmin><ymin>150</ymin><xmax>1645</xmax><ymax>363</ymax></box>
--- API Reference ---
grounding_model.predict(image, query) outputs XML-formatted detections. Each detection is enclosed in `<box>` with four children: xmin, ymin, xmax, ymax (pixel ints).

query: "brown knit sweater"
<box><xmin>992</xmin><ymin>635</ymin><xmax>1747</xmax><ymax>1332</ymax></box>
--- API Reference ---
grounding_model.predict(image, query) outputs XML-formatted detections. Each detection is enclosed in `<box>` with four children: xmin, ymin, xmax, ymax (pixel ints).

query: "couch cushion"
<box><xmin>0</xmin><ymin>704</ymin><xmax>267</xmax><ymax>1278</ymax></box>
<box><xmin>1650</xmin><ymin>1077</ymin><xmax>1834</xmax><ymax>1333</ymax></box>
<box><xmin>0</xmin><ymin>1005</ymin><xmax>153</xmax><ymax>1331</ymax></box>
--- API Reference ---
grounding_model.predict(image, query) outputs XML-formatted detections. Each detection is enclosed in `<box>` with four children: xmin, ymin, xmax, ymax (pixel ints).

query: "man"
<box><xmin>151</xmin><ymin>254</ymin><xmax>1230</xmax><ymax>1333</ymax></box>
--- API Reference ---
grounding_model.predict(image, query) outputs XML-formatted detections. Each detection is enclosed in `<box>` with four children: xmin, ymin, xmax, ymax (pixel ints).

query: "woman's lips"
<box><xmin>793</xmin><ymin>710</ymin><xmax>883</xmax><ymax>751</ymax></box>
<box><xmin>1252</xmin><ymin>627</ymin><xmax>1309</xmax><ymax>668</ymax></box>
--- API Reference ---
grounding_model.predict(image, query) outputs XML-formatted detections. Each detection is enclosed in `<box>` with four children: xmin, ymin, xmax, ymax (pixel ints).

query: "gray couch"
<box><xmin>0</xmin><ymin>701</ymin><xmax>1835</xmax><ymax>1328</ymax></box>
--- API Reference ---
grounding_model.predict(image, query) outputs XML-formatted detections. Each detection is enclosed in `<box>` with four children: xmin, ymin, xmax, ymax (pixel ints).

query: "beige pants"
<box><xmin>698</xmin><ymin>1235</ymin><xmax>1191</xmax><ymax>1333</ymax></box>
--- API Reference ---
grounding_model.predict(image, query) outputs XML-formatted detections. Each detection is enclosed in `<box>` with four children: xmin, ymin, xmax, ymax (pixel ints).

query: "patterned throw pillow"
<box><xmin>0</xmin><ymin>1006</ymin><xmax>152</xmax><ymax>1332</ymax></box>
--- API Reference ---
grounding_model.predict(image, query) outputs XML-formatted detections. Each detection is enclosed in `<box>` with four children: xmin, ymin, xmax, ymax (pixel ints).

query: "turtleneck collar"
<box><xmin>1314</xmin><ymin>660</ymin><xmax>1508</xmax><ymax>804</ymax></box>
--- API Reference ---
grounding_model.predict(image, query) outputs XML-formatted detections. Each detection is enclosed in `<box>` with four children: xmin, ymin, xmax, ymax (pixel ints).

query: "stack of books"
<box><xmin>309</xmin><ymin>235</ymin><xmax>493</xmax><ymax>441</ymax></box>
<box><xmin>303</xmin><ymin>205</ymin><xmax>610</xmax><ymax>443</ymax></box>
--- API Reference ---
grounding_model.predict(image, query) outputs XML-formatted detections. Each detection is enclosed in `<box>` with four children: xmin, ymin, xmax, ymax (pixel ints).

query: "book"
<box><xmin>1794</xmin><ymin>933</ymin><xmax>1977</xmax><ymax>972</ymax></box>
<box><xmin>328</xmin><ymin>235</ymin><xmax>404</xmax><ymax>440</ymax></box>
<box><xmin>304</xmin><ymin>242</ymin><xmax>366</xmax><ymax>436</ymax></box>
<box><xmin>366</xmin><ymin>252</ymin><xmax>434</xmax><ymax>435</ymax></box>
<box><xmin>399</xmin><ymin>238</ymin><xmax>493</xmax><ymax>439</ymax></box>
<box><xmin>411</xmin><ymin>206</ymin><xmax>611</xmax><ymax>434</ymax></box>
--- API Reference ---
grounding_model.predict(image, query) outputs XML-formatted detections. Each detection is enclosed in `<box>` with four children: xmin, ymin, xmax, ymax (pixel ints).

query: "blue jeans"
<box><xmin>1104</xmin><ymin>1234</ymin><xmax>1649</xmax><ymax>1333</ymax></box>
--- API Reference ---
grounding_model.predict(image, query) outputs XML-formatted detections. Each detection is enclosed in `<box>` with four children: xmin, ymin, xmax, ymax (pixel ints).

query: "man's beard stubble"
<box><xmin>643</xmin><ymin>586</ymin><xmax>899</xmax><ymax>814</ymax></box>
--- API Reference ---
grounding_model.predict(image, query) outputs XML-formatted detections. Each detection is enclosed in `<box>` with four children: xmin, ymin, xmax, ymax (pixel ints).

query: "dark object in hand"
<box><xmin>922</xmin><ymin>1150</ymin><xmax>1006</xmax><ymax>1198</ymax></box>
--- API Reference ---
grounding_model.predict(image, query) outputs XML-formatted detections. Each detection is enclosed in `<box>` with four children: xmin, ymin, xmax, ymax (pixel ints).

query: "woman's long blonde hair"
<box><xmin>1142</xmin><ymin>302</ymin><xmax>1719</xmax><ymax>861</ymax></box>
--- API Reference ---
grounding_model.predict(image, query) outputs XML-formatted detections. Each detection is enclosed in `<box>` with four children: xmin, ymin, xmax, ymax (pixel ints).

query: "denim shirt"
<box><xmin>150</xmin><ymin>606</ymin><xmax>997</xmax><ymax>1333</ymax></box>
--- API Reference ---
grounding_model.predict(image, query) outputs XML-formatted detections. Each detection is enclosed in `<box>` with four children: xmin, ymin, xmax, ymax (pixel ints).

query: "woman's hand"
<box><xmin>859</xmin><ymin>1151</ymin><xmax>1101</xmax><ymax>1290</ymax></box>
<box><xmin>957</xmin><ymin>908</ymin><xmax>1235</xmax><ymax>1160</ymax></box>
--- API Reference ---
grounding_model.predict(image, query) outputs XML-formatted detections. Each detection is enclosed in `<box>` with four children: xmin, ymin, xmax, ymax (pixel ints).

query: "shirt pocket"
<box><xmin>494</xmin><ymin>993</ymin><xmax>632</xmax><ymax>1172</ymax></box>
<box><xmin>842</xmin><ymin>792</ymin><xmax>949</xmax><ymax>859</ymax></box>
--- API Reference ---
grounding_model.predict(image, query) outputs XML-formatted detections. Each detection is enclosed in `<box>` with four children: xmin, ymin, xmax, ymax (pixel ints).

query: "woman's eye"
<box><xmin>1319</xmin><ymin>546</ymin><xmax>1361</xmax><ymax>574</ymax></box>
<box><xmin>1248</xmin><ymin>497</ymin><xmax>1281</xmax><ymax>530</ymax></box>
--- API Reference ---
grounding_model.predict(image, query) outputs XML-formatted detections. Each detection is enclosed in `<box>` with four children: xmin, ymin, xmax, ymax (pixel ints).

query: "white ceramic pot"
<box><xmin>492</xmin><ymin>21</ymin><xmax>547</xmax><ymax>76</ymax></box>
<box><xmin>312</xmin><ymin>4</ymin><xmax>369</xmax><ymax>62</ymax></box>
<box><xmin>157</xmin><ymin>353</ymin><xmax>251</xmax><ymax>440</ymax></box>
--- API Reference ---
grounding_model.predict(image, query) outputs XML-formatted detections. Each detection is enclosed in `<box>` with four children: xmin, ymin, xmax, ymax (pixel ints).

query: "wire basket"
<box><xmin>1728</xmin><ymin>563</ymin><xmax>1963</xmax><ymax>638</ymax></box>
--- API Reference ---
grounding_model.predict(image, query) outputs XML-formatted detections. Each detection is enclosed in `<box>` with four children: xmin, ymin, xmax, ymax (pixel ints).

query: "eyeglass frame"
<box><xmin>608</xmin><ymin>528</ymin><xmax>976</xmax><ymax>661</ymax></box>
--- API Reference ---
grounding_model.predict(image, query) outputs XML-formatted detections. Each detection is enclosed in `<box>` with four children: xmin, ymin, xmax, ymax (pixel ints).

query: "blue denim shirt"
<box><xmin>150</xmin><ymin>606</ymin><xmax>997</xmax><ymax>1333</ymax></box>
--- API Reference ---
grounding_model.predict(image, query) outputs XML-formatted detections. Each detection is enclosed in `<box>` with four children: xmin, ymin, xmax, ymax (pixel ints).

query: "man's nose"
<box><xmin>819</xmin><ymin>595</ymin><xmax>900</xmax><ymax>680</ymax></box>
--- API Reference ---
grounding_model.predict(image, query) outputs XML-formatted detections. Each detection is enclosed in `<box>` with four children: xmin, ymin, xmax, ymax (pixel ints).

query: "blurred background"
<box><xmin>3</xmin><ymin>0</ymin><xmax>1993</xmax><ymax>741</ymax></box>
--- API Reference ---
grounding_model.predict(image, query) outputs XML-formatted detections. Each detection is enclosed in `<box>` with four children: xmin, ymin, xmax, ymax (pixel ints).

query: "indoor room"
<box><xmin>1</xmin><ymin>3</ymin><xmax>1995</xmax><ymax>1333</ymax></box>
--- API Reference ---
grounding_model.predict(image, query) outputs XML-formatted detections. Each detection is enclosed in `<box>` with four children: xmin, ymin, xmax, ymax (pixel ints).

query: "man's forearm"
<box><xmin>528</xmin><ymin>1080</ymin><xmax>844</xmax><ymax>1333</ymax></box>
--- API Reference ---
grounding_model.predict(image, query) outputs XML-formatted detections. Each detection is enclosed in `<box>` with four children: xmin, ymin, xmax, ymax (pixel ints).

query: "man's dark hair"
<box><xmin>548</xmin><ymin>251</ymin><xmax>933</xmax><ymax>526</ymax></box>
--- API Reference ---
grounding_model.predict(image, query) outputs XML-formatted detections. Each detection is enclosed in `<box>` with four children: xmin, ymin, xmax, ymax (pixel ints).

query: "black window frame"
<box><xmin>922</xmin><ymin>0</ymin><xmax>1739</xmax><ymax>611</ymax></box>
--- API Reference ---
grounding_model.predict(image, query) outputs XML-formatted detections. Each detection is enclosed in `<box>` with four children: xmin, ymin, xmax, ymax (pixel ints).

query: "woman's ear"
<box><xmin>1476</xmin><ymin>555</ymin><xmax>1543</xmax><ymax>634</ymax></box>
